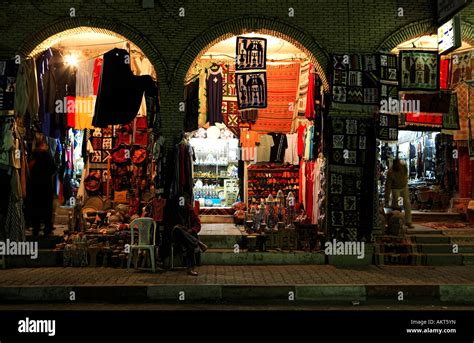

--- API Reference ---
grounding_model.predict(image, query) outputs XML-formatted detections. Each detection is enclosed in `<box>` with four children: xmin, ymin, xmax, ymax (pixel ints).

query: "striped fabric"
<box><xmin>251</xmin><ymin>63</ymin><xmax>300</xmax><ymax>133</ymax></box>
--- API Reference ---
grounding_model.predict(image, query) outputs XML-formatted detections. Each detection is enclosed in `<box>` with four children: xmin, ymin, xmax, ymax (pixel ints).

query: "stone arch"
<box><xmin>377</xmin><ymin>18</ymin><xmax>474</xmax><ymax>52</ymax></box>
<box><xmin>173</xmin><ymin>16</ymin><xmax>330</xmax><ymax>92</ymax></box>
<box><xmin>15</xmin><ymin>16</ymin><xmax>169</xmax><ymax>87</ymax></box>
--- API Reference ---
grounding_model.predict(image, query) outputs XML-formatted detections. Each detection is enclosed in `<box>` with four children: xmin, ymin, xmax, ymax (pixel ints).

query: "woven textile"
<box><xmin>297</xmin><ymin>60</ymin><xmax>310</xmax><ymax>115</ymax></box>
<box><xmin>442</xmin><ymin>93</ymin><xmax>460</xmax><ymax>130</ymax></box>
<box><xmin>331</xmin><ymin>54</ymin><xmax>379</xmax><ymax>106</ymax></box>
<box><xmin>451</xmin><ymin>83</ymin><xmax>472</xmax><ymax>140</ymax></box>
<box><xmin>377</xmin><ymin>114</ymin><xmax>398</xmax><ymax>141</ymax></box>
<box><xmin>450</xmin><ymin>49</ymin><xmax>474</xmax><ymax>87</ymax></box>
<box><xmin>379</xmin><ymin>53</ymin><xmax>398</xmax><ymax>85</ymax></box>
<box><xmin>235</xmin><ymin>37</ymin><xmax>267</xmax><ymax>71</ymax></box>
<box><xmin>236</xmin><ymin>72</ymin><xmax>267</xmax><ymax>110</ymax></box>
<box><xmin>399</xmin><ymin>50</ymin><xmax>439</xmax><ymax>91</ymax></box>
<box><xmin>440</xmin><ymin>59</ymin><xmax>450</xmax><ymax>89</ymax></box>
<box><xmin>251</xmin><ymin>63</ymin><xmax>300</xmax><ymax>133</ymax></box>
<box><xmin>328</xmin><ymin>117</ymin><xmax>374</xmax><ymax>166</ymax></box>
<box><xmin>221</xmin><ymin>100</ymin><xmax>240</xmax><ymax>136</ymax></box>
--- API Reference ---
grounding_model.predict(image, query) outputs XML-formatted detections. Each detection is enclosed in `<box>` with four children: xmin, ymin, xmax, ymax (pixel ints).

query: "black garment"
<box><xmin>206</xmin><ymin>67</ymin><xmax>223</xmax><ymax>125</ymax></box>
<box><xmin>172</xmin><ymin>226</ymin><xmax>199</xmax><ymax>268</ymax></box>
<box><xmin>26</xmin><ymin>149</ymin><xmax>57</xmax><ymax>235</ymax></box>
<box><xmin>42</xmin><ymin>49</ymin><xmax>76</xmax><ymax>139</ymax></box>
<box><xmin>93</xmin><ymin>48</ymin><xmax>157</xmax><ymax>127</ymax></box>
<box><xmin>184</xmin><ymin>79</ymin><xmax>199</xmax><ymax>132</ymax></box>
<box><xmin>269</xmin><ymin>133</ymin><xmax>288</xmax><ymax>163</ymax></box>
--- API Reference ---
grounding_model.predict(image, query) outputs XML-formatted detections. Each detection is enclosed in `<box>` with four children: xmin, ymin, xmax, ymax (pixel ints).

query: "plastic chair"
<box><xmin>127</xmin><ymin>217</ymin><xmax>157</xmax><ymax>273</ymax></box>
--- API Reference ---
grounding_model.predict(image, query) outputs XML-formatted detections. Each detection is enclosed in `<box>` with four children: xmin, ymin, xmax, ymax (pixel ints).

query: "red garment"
<box><xmin>66</xmin><ymin>96</ymin><xmax>75</xmax><ymax>128</ymax></box>
<box><xmin>93</xmin><ymin>57</ymin><xmax>103</xmax><ymax>95</ymax></box>
<box><xmin>305</xmin><ymin>63</ymin><xmax>315</xmax><ymax>119</ymax></box>
<box><xmin>151</xmin><ymin>198</ymin><xmax>166</xmax><ymax>222</ymax></box>
<box><xmin>299</xmin><ymin>159</ymin><xmax>304</xmax><ymax>206</ymax></box>
<box><xmin>305</xmin><ymin>161</ymin><xmax>315</xmax><ymax>221</ymax></box>
<box><xmin>440</xmin><ymin>59</ymin><xmax>449</xmax><ymax>90</ymax></box>
<box><xmin>297</xmin><ymin>124</ymin><xmax>306</xmax><ymax>157</ymax></box>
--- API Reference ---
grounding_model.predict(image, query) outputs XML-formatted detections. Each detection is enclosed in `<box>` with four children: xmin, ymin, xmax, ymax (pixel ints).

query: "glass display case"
<box><xmin>189</xmin><ymin>137</ymin><xmax>240</xmax><ymax>208</ymax></box>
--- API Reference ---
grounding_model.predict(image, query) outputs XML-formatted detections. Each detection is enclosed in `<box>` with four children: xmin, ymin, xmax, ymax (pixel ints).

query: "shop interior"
<box><xmin>183</xmin><ymin>33</ymin><xmax>327</xmax><ymax>243</ymax></box>
<box><xmin>378</xmin><ymin>34</ymin><xmax>473</xmax><ymax>212</ymax></box>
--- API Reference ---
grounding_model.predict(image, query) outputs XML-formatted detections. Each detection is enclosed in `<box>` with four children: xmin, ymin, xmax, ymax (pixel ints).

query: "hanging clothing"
<box><xmin>5</xmin><ymin>169</ymin><xmax>25</xmax><ymax>241</ymax></box>
<box><xmin>206</xmin><ymin>66</ymin><xmax>224</xmax><ymax>126</ymax></box>
<box><xmin>303</xmin><ymin>125</ymin><xmax>314</xmax><ymax>160</ymax></box>
<box><xmin>305</xmin><ymin>161</ymin><xmax>315</xmax><ymax>221</ymax></box>
<box><xmin>305</xmin><ymin>63</ymin><xmax>315</xmax><ymax>119</ymax></box>
<box><xmin>76</xmin><ymin>59</ymin><xmax>94</xmax><ymax>97</ymax></box>
<box><xmin>297</xmin><ymin>124</ymin><xmax>306</xmax><ymax>157</ymax></box>
<box><xmin>36</xmin><ymin>49</ymin><xmax>53</xmax><ymax>136</ymax></box>
<box><xmin>14</xmin><ymin>58</ymin><xmax>39</xmax><ymax>118</ymax></box>
<box><xmin>93</xmin><ymin>57</ymin><xmax>103</xmax><ymax>96</ymax></box>
<box><xmin>284</xmin><ymin>133</ymin><xmax>299</xmax><ymax>165</ymax></box>
<box><xmin>184</xmin><ymin>78</ymin><xmax>200</xmax><ymax>132</ymax></box>
<box><xmin>297</xmin><ymin>61</ymin><xmax>310</xmax><ymax>116</ymax></box>
<box><xmin>240</xmin><ymin>130</ymin><xmax>259</xmax><ymax>161</ymax></box>
<box><xmin>93</xmin><ymin>48</ymin><xmax>157</xmax><ymax>127</ymax></box>
<box><xmin>269</xmin><ymin>133</ymin><xmax>288</xmax><ymax>163</ymax></box>
<box><xmin>256</xmin><ymin>134</ymin><xmax>274</xmax><ymax>162</ymax></box>
<box><xmin>170</xmin><ymin>140</ymin><xmax>195</xmax><ymax>199</ymax></box>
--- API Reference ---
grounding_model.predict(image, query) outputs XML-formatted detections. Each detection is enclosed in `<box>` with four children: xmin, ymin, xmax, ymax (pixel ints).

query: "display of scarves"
<box><xmin>297</xmin><ymin>60</ymin><xmax>310</xmax><ymax>115</ymax></box>
<box><xmin>450</xmin><ymin>49</ymin><xmax>474</xmax><ymax>87</ymax></box>
<box><xmin>399</xmin><ymin>50</ymin><xmax>439</xmax><ymax>91</ymax></box>
<box><xmin>251</xmin><ymin>63</ymin><xmax>300</xmax><ymax>133</ymax></box>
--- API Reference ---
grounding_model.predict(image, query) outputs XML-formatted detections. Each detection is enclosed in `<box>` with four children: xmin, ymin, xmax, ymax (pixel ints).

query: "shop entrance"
<box><xmin>183</xmin><ymin>31</ymin><xmax>327</xmax><ymax>249</ymax></box>
<box><xmin>0</xmin><ymin>26</ymin><xmax>161</xmax><ymax>244</ymax></box>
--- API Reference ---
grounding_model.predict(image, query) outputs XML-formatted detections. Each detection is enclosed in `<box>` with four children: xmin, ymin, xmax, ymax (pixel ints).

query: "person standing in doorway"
<box><xmin>384</xmin><ymin>158</ymin><xmax>414</xmax><ymax>228</ymax></box>
<box><xmin>27</xmin><ymin>138</ymin><xmax>57</xmax><ymax>236</ymax></box>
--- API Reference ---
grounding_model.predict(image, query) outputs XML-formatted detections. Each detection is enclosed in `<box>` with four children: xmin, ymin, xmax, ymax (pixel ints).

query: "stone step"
<box><xmin>412</xmin><ymin>211</ymin><xmax>464</xmax><ymax>223</ymax></box>
<box><xmin>200</xmin><ymin>215</ymin><xmax>234</xmax><ymax>224</ymax></box>
<box><xmin>198</xmin><ymin>234</ymin><xmax>241</xmax><ymax>249</ymax></box>
<box><xmin>409</xmin><ymin>235</ymin><xmax>451</xmax><ymax>244</ymax></box>
<box><xmin>374</xmin><ymin>253</ymin><xmax>423</xmax><ymax>265</ymax></box>
<box><xmin>54</xmin><ymin>214</ymin><xmax>69</xmax><ymax>226</ymax></box>
<box><xmin>417</xmin><ymin>243</ymin><xmax>474</xmax><ymax>254</ymax></box>
<box><xmin>375</xmin><ymin>252</ymin><xmax>465</xmax><ymax>266</ymax></box>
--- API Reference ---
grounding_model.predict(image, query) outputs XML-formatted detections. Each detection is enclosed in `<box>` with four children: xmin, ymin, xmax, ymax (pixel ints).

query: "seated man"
<box><xmin>163</xmin><ymin>199</ymin><xmax>207</xmax><ymax>276</ymax></box>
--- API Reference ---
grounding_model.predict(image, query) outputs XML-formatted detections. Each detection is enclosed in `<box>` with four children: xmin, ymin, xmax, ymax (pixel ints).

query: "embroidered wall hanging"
<box><xmin>377</xmin><ymin>114</ymin><xmax>399</xmax><ymax>141</ymax></box>
<box><xmin>379</xmin><ymin>53</ymin><xmax>399</xmax><ymax>84</ymax></box>
<box><xmin>222</xmin><ymin>64</ymin><xmax>237</xmax><ymax>97</ymax></box>
<box><xmin>331</xmin><ymin>54</ymin><xmax>379</xmax><ymax>106</ymax></box>
<box><xmin>221</xmin><ymin>100</ymin><xmax>240</xmax><ymax>136</ymax></box>
<box><xmin>236</xmin><ymin>72</ymin><xmax>267</xmax><ymax>110</ymax></box>
<box><xmin>442</xmin><ymin>93</ymin><xmax>460</xmax><ymax>130</ymax></box>
<box><xmin>450</xmin><ymin>49</ymin><xmax>474</xmax><ymax>87</ymax></box>
<box><xmin>399</xmin><ymin>50</ymin><xmax>440</xmax><ymax>91</ymax></box>
<box><xmin>235</xmin><ymin>37</ymin><xmax>267</xmax><ymax>71</ymax></box>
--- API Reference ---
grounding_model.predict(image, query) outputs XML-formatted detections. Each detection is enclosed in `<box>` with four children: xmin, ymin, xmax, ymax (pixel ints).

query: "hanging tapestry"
<box><xmin>251</xmin><ymin>63</ymin><xmax>300</xmax><ymax>133</ymax></box>
<box><xmin>235</xmin><ymin>37</ymin><xmax>267</xmax><ymax>71</ymax></box>
<box><xmin>450</xmin><ymin>49</ymin><xmax>474</xmax><ymax>87</ymax></box>
<box><xmin>402</xmin><ymin>92</ymin><xmax>451</xmax><ymax>113</ymax></box>
<box><xmin>379</xmin><ymin>53</ymin><xmax>398</xmax><ymax>84</ymax></box>
<box><xmin>327</xmin><ymin>165</ymin><xmax>372</xmax><ymax>242</ymax></box>
<box><xmin>440</xmin><ymin>58</ymin><xmax>450</xmax><ymax>89</ymax></box>
<box><xmin>0</xmin><ymin>59</ymin><xmax>19</xmax><ymax>111</ymax></box>
<box><xmin>236</xmin><ymin>72</ymin><xmax>267</xmax><ymax>110</ymax></box>
<box><xmin>452</xmin><ymin>82</ymin><xmax>471</xmax><ymax>140</ymax></box>
<box><xmin>331</xmin><ymin>54</ymin><xmax>379</xmax><ymax>111</ymax></box>
<box><xmin>222</xmin><ymin>64</ymin><xmax>237</xmax><ymax>97</ymax></box>
<box><xmin>221</xmin><ymin>100</ymin><xmax>240</xmax><ymax>136</ymax></box>
<box><xmin>379</xmin><ymin>83</ymin><xmax>399</xmax><ymax>113</ymax></box>
<box><xmin>377</xmin><ymin>114</ymin><xmax>399</xmax><ymax>141</ymax></box>
<box><xmin>442</xmin><ymin>93</ymin><xmax>460</xmax><ymax>130</ymax></box>
<box><xmin>399</xmin><ymin>50</ymin><xmax>439</xmax><ymax>91</ymax></box>
<box><xmin>327</xmin><ymin>116</ymin><xmax>374</xmax><ymax>166</ymax></box>
<box><xmin>297</xmin><ymin>60</ymin><xmax>310</xmax><ymax>115</ymax></box>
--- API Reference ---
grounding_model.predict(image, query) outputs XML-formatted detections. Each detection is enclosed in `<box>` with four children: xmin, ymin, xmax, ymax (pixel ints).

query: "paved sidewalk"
<box><xmin>1</xmin><ymin>265</ymin><xmax>474</xmax><ymax>286</ymax></box>
<box><xmin>1</xmin><ymin>265</ymin><xmax>474</xmax><ymax>304</ymax></box>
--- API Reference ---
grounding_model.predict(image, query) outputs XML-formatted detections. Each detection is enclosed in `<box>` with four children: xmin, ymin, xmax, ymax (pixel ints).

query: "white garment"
<box><xmin>256</xmin><ymin>134</ymin><xmax>274</xmax><ymax>162</ymax></box>
<box><xmin>76</xmin><ymin>59</ymin><xmax>94</xmax><ymax>97</ymax></box>
<box><xmin>284</xmin><ymin>133</ymin><xmax>299</xmax><ymax>165</ymax></box>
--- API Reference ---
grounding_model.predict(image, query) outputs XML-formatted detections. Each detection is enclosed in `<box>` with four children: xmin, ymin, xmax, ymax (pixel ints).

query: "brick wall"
<box><xmin>0</xmin><ymin>0</ymin><xmax>472</xmax><ymax>141</ymax></box>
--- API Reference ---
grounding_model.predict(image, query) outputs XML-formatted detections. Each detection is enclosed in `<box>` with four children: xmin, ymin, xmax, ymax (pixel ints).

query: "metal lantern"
<box><xmin>286</xmin><ymin>191</ymin><xmax>296</xmax><ymax>229</ymax></box>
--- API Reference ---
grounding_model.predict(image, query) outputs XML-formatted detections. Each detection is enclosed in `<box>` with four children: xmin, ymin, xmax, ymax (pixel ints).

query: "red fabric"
<box><xmin>299</xmin><ymin>159</ymin><xmax>304</xmax><ymax>205</ymax></box>
<box><xmin>297</xmin><ymin>124</ymin><xmax>306</xmax><ymax>157</ymax></box>
<box><xmin>93</xmin><ymin>57</ymin><xmax>103</xmax><ymax>96</ymax></box>
<box><xmin>459</xmin><ymin>147</ymin><xmax>473</xmax><ymax>198</ymax></box>
<box><xmin>305</xmin><ymin>161</ymin><xmax>315</xmax><ymax>221</ymax></box>
<box><xmin>66</xmin><ymin>96</ymin><xmax>75</xmax><ymax>128</ymax></box>
<box><xmin>405</xmin><ymin>112</ymin><xmax>443</xmax><ymax>127</ymax></box>
<box><xmin>440</xmin><ymin>59</ymin><xmax>449</xmax><ymax>90</ymax></box>
<box><xmin>152</xmin><ymin>198</ymin><xmax>166</xmax><ymax>222</ymax></box>
<box><xmin>305</xmin><ymin>63</ymin><xmax>315</xmax><ymax>119</ymax></box>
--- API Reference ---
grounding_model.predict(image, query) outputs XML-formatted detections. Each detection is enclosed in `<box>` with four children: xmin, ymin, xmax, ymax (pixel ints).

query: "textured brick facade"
<box><xmin>0</xmin><ymin>0</ymin><xmax>473</xmax><ymax>141</ymax></box>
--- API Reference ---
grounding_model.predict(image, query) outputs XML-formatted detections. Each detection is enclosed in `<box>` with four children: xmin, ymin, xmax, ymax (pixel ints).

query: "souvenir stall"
<box><xmin>376</xmin><ymin>36</ymin><xmax>474</xmax><ymax>214</ymax></box>
<box><xmin>183</xmin><ymin>33</ymin><xmax>328</xmax><ymax>251</ymax></box>
<box><xmin>2</xmin><ymin>30</ymin><xmax>165</xmax><ymax>268</ymax></box>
